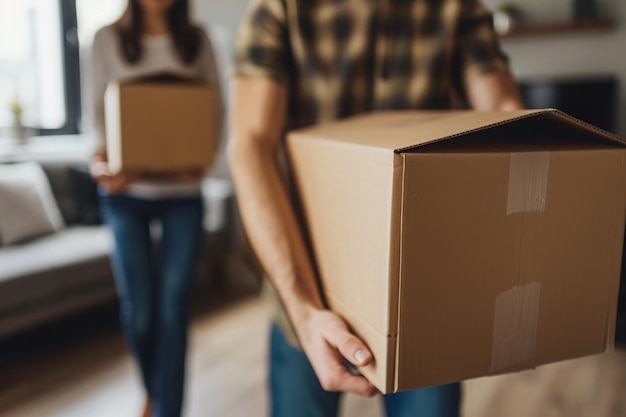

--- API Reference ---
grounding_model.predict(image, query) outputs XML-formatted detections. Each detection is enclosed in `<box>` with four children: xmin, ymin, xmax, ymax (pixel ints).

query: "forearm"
<box><xmin>229</xmin><ymin>139</ymin><xmax>325</xmax><ymax>327</ymax></box>
<box><xmin>226</xmin><ymin>75</ymin><xmax>375</xmax><ymax>395</ymax></box>
<box><xmin>493</xmin><ymin>94</ymin><xmax>524</xmax><ymax>111</ymax></box>
<box><xmin>467</xmin><ymin>71</ymin><xmax>525</xmax><ymax>111</ymax></box>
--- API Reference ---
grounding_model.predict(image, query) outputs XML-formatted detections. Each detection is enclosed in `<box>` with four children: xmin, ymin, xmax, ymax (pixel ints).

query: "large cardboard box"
<box><xmin>286</xmin><ymin>109</ymin><xmax>626</xmax><ymax>394</ymax></box>
<box><xmin>105</xmin><ymin>76</ymin><xmax>220</xmax><ymax>174</ymax></box>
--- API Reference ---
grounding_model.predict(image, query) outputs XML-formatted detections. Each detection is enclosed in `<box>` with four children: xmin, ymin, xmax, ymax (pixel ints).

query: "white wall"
<box><xmin>484</xmin><ymin>0</ymin><xmax>616</xmax><ymax>23</ymax></box>
<box><xmin>482</xmin><ymin>0</ymin><xmax>626</xmax><ymax>135</ymax></box>
<box><xmin>193</xmin><ymin>0</ymin><xmax>250</xmax><ymax>179</ymax></box>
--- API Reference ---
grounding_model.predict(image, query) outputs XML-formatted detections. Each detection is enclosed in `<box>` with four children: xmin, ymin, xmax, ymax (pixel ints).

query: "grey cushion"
<box><xmin>0</xmin><ymin>226</ymin><xmax>114</xmax><ymax>312</ymax></box>
<box><xmin>0</xmin><ymin>162</ymin><xmax>66</xmax><ymax>245</ymax></box>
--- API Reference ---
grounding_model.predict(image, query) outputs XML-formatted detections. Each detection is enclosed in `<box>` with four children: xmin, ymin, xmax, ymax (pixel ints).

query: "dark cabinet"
<box><xmin>519</xmin><ymin>75</ymin><xmax>618</xmax><ymax>133</ymax></box>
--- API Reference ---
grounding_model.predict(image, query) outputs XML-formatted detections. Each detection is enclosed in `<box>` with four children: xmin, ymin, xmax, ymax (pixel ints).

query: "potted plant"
<box><xmin>493</xmin><ymin>3</ymin><xmax>524</xmax><ymax>35</ymax></box>
<box><xmin>9</xmin><ymin>98</ymin><xmax>31</xmax><ymax>145</ymax></box>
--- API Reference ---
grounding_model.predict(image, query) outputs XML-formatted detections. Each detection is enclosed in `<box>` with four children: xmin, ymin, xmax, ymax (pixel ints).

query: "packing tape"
<box><xmin>490</xmin><ymin>283</ymin><xmax>541</xmax><ymax>373</ymax></box>
<box><xmin>507</xmin><ymin>152</ymin><xmax>550</xmax><ymax>215</ymax></box>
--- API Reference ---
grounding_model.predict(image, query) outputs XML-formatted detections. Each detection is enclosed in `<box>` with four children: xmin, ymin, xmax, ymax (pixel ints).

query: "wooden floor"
<box><xmin>1</xmin><ymin>293</ymin><xmax>626</xmax><ymax>417</ymax></box>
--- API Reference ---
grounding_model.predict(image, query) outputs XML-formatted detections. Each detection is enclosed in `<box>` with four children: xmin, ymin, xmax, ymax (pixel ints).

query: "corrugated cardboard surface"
<box><xmin>287</xmin><ymin>110</ymin><xmax>626</xmax><ymax>394</ymax></box>
<box><xmin>288</xmin><ymin>131</ymin><xmax>402</xmax><ymax>392</ymax></box>
<box><xmin>105</xmin><ymin>81</ymin><xmax>219</xmax><ymax>173</ymax></box>
<box><xmin>288</xmin><ymin>138</ymin><xmax>399</xmax><ymax>336</ymax></box>
<box><xmin>397</xmin><ymin>148</ymin><xmax>626</xmax><ymax>391</ymax></box>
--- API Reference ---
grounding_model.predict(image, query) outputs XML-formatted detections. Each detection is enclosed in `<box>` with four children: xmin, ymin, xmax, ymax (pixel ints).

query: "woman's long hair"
<box><xmin>114</xmin><ymin>0</ymin><xmax>201</xmax><ymax>65</ymax></box>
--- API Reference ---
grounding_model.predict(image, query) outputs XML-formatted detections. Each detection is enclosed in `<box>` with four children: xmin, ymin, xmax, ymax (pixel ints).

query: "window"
<box><xmin>75</xmin><ymin>0</ymin><xmax>126</xmax><ymax>136</ymax></box>
<box><xmin>0</xmin><ymin>0</ymin><xmax>80</xmax><ymax>135</ymax></box>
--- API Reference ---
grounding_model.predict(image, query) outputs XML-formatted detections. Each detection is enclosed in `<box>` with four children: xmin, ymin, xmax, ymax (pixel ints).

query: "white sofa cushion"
<box><xmin>0</xmin><ymin>162</ymin><xmax>65</xmax><ymax>245</ymax></box>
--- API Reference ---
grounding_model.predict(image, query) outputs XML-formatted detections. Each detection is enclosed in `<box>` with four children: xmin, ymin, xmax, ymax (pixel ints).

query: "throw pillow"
<box><xmin>0</xmin><ymin>162</ymin><xmax>66</xmax><ymax>245</ymax></box>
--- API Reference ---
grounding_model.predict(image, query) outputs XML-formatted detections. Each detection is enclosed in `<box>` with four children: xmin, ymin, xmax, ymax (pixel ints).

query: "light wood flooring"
<box><xmin>1</xmin><ymin>293</ymin><xmax>626</xmax><ymax>417</ymax></box>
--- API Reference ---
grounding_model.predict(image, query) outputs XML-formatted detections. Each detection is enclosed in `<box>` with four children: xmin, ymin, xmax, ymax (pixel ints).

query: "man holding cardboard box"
<box><xmin>228</xmin><ymin>0</ymin><xmax>524</xmax><ymax>415</ymax></box>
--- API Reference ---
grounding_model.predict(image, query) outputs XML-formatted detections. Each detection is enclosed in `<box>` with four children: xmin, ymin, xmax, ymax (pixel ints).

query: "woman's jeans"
<box><xmin>99</xmin><ymin>192</ymin><xmax>204</xmax><ymax>417</ymax></box>
<box><xmin>269</xmin><ymin>324</ymin><xmax>461</xmax><ymax>417</ymax></box>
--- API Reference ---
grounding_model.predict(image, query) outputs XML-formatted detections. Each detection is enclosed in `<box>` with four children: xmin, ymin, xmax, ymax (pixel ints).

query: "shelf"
<box><xmin>499</xmin><ymin>17</ymin><xmax>614</xmax><ymax>39</ymax></box>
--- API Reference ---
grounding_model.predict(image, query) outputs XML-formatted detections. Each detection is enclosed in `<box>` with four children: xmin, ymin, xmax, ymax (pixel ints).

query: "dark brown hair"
<box><xmin>114</xmin><ymin>0</ymin><xmax>201</xmax><ymax>65</ymax></box>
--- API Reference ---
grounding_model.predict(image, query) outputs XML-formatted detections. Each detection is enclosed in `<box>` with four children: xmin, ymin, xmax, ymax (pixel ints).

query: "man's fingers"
<box><xmin>338</xmin><ymin>374</ymin><xmax>377</xmax><ymax>398</ymax></box>
<box><xmin>324</xmin><ymin>326</ymin><xmax>373</xmax><ymax>367</ymax></box>
<box><xmin>331</xmin><ymin>374</ymin><xmax>377</xmax><ymax>398</ymax></box>
<box><xmin>317</xmin><ymin>360</ymin><xmax>377</xmax><ymax>397</ymax></box>
<box><xmin>301</xmin><ymin>310</ymin><xmax>378</xmax><ymax>398</ymax></box>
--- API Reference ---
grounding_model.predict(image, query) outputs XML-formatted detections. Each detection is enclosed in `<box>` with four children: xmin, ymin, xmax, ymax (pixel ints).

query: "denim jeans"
<box><xmin>269</xmin><ymin>324</ymin><xmax>461</xmax><ymax>417</ymax></box>
<box><xmin>99</xmin><ymin>192</ymin><xmax>204</xmax><ymax>417</ymax></box>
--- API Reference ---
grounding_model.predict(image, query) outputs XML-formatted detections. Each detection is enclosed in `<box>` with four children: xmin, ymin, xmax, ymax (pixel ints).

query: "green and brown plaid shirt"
<box><xmin>235</xmin><ymin>0</ymin><xmax>512</xmax><ymax>130</ymax></box>
<box><xmin>234</xmin><ymin>0</ymin><xmax>513</xmax><ymax>343</ymax></box>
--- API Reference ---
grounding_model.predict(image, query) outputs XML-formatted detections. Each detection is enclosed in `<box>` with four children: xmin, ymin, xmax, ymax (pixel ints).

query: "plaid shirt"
<box><xmin>234</xmin><ymin>0</ymin><xmax>511</xmax><ymax>130</ymax></box>
<box><xmin>234</xmin><ymin>0</ymin><xmax>512</xmax><ymax>344</ymax></box>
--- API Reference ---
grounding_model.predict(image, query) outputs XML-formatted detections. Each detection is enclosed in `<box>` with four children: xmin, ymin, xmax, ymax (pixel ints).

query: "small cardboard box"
<box><xmin>286</xmin><ymin>109</ymin><xmax>626</xmax><ymax>394</ymax></box>
<box><xmin>105</xmin><ymin>76</ymin><xmax>220</xmax><ymax>174</ymax></box>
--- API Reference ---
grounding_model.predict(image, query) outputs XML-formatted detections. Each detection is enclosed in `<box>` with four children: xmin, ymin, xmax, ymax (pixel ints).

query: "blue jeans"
<box><xmin>269</xmin><ymin>324</ymin><xmax>461</xmax><ymax>417</ymax></box>
<box><xmin>99</xmin><ymin>192</ymin><xmax>204</xmax><ymax>417</ymax></box>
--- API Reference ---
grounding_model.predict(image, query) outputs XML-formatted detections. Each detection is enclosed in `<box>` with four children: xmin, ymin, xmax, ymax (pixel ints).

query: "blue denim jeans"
<box><xmin>269</xmin><ymin>324</ymin><xmax>461</xmax><ymax>417</ymax></box>
<box><xmin>99</xmin><ymin>192</ymin><xmax>204</xmax><ymax>417</ymax></box>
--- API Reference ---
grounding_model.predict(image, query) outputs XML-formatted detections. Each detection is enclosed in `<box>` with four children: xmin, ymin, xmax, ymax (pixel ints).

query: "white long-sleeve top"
<box><xmin>91</xmin><ymin>24</ymin><xmax>221</xmax><ymax>199</ymax></box>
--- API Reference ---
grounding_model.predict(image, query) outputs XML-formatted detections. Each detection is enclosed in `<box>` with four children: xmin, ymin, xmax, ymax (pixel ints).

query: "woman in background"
<box><xmin>90</xmin><ymin>1</ymin><xmax>220</xmax><ymax>416</ymax></box>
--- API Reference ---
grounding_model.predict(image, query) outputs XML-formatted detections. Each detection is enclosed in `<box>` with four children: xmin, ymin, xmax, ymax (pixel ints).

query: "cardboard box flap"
<box><xmin>291</xmin><ymin>110</ymin><xmax>625</xmax><ymax>154</ymax></box>
<box><xmin>117</xmin><ymin>72</ymin><xmax>207</xmax><ymax>85</ymax></box>
<box><xmin>397</xmin><ymin>109</ymin><xmax>626</xmax><ymax>152</ymax></box>
<box><xmin>290</xmin><ymin>110</ymin><xmax>536</xmax><ymax>151</ymax></box>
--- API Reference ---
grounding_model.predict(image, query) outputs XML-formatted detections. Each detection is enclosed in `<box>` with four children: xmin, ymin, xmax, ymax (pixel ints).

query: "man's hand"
<box><xmin>297</xmin><ymin>309</ymin><xmax>377</xmax><ymax>397</ymax></box>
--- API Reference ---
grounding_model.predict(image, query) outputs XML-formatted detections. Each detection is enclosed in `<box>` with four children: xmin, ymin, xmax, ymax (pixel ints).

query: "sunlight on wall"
<box><xmin>0</xmin><ymin>0</ymin><xmax>64</xmax><ymax>129</ymax></box>
<box><xmin>76</xmin><ymin>0</ymin><xmax>126</xmax><ymax>47</ymax></box>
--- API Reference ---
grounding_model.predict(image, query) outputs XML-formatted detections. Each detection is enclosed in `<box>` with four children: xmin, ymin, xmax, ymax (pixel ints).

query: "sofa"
<box><xmin>0</xmin><ymin>159</ymin><xmax>235</xmax><ymax>338</ymax></box>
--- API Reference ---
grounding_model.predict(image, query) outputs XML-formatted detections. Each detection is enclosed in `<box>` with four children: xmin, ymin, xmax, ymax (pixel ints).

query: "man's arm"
<box><xmin>228</xmin><ymin>77</ymin><xmax>377</xmax><ymax>397</ymax></box>
<box><xmin>466</xmin><ymin>71</ymin><xmax>525</xmax><ymax>111</ymax></box>
<box><xmin>454</xmin><ymin>0</ymin><xmax>524</xmax><ymax>112</ymax></box>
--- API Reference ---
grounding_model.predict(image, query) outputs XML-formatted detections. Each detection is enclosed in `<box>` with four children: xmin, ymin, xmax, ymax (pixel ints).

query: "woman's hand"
<box><xmin>90</xmin><ymin>160</ymin><xmax>135</xmax><ymax>194</ymax></box>
<box><xmin>163</xmin><ymin>168</ymin><xmax>205</xmax><ymax>182</ymax></box>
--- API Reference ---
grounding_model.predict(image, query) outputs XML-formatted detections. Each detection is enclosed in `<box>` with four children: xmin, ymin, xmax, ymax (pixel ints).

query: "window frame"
<box><xmin>39</xmin><ymin>0</ymin><xmax>82</xmax><ymax>136</ymax></box>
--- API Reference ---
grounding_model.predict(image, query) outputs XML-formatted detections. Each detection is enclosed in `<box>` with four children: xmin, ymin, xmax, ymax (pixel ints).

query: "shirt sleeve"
<box><xmin>91</xmin><ymin>27</ymin><xmax>110</xmax><ymax>151</ymax></box>
<box><xmin>197</xmin><ymin>28</ymin><xmax>224</xmax><ymax>110</ymax></box>
<box><xmin>197</xmin><ymin>29</ymin><xmax>220</xmax><ymax>83</ymax></box>
<box><xmin>453</xmin><ymin>0</ymin><xmax>512</xmax><ymax>95</ymax></box>
<box><xmin>233</xmin><ymin>0</ymin><xmax>289</xmax><ymax>83</ymax></box>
